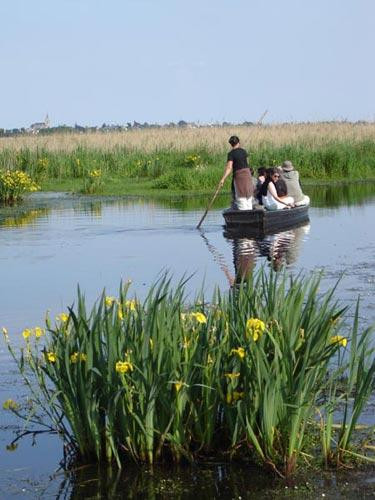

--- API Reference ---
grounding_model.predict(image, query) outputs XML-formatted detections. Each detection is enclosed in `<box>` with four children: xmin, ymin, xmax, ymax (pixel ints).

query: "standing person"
<box><xmin>219</xmin><ymin>136</ymin><xmax>253</xmax><ymax>210</ymax></box>
<box><xmin>261</xmin><ymin>168</ymin><xmax>294</xmax><ymax>210</ymax></box>
<box><xmin>281</xmin><ymin>160</ymin><xmax>310</xmax><ymax>206</ymax></box>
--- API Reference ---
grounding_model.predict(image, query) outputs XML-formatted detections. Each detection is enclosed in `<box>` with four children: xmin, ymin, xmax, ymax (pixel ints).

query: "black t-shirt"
<box><xmin>227</xmin><ymin>147</ymin><xmax>249</xmax><ymax>172</ymax></box>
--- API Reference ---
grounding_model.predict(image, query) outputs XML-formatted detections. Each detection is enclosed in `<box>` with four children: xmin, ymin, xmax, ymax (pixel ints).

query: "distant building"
<box><xmin>28</xmin><ymin>114</ymin><xmax>50</xmax><ymax>134</ymax></box>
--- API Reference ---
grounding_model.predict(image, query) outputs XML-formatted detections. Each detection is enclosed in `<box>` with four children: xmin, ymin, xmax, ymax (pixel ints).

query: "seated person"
<box><xmin>281</xmin><ymin>161</ymin><xmax>310</xmax><ymax>206</ymax></box>
<box><xmin>255</xmin><ymin>166</ymin><xmax>267</xmax><ymax>205</ymax></box>
<box><xmin>261</xmin><ymin>168</ymin><xmax>294</xmax><ymax>210</ymax></box>
<box><xmin>274</xmin><ymin>166</ymin><xmax>288</xmax><ymax>197</ymax></box>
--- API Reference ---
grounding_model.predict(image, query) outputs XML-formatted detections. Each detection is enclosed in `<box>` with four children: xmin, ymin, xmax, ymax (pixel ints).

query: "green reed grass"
<box><xmin>1</xmin><ymin>139</ymin><xmax>375</xmax><ymax>195</ymax></box>
<box><xmin>3</xmin><ymin>271</ymin><xmax>375</xmax><ymax>477</ymax></box>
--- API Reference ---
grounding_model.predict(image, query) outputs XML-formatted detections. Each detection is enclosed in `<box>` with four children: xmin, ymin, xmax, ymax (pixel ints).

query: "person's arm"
<box><xmin>268</xmin><ymin>182</ymin><xmax>293</xmax><ymax>207</ymax></box>
<box><xmin>218</xmin><ymin>161</ymin><xmax>233</xmax><ymax>187</ymax></box>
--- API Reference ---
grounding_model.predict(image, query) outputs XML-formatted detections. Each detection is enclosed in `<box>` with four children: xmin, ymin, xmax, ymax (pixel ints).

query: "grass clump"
<box><xmin>3</xmin><ymin>271</ymin><xmax>375</xmax><ymax>477</ymax></box>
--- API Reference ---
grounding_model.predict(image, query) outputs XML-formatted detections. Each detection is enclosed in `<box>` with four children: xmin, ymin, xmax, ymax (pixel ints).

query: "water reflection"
<box><xmin>0</xmin><ymin>207</ymin><xmax>50</xmax><ymax>228</ymax></box>
<box><xmin>304</xmin><ymin>181</ymin><xmax>375</xmax><ymax>208</ymax></box>
<box><xmin>200</xmin><ymin>223</ymin><xmax>310</xmax><ymax>286</ymax></box>
<box><xmin>59</xmin><ymin>463</ymin><xmax>279</xmax><ymax>499</ymax></box>
<box><xmin>231</xmin><ymin>223</ymin><xmax>310</xmax><ymax>273</ymax></box>
<box><xmin>153</xmin><ymin>181</ymin><xmax>375</xmax><ymax>211</ymax></box>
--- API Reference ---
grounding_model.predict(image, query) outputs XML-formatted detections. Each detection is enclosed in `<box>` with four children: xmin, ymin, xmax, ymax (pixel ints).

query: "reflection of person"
<box><xmin>219</xmin><ymin>136</ymin><xmax>253</xmax><ymax>210</ymax></box>
<box><xmin>261</xmin><ymin>168</ymin><xmax>294</xmax><ymax>210</ymax></box>
<box><xmin>281</xmin><ymin>161</ymin><xmax>310</xmax><ymax>206</ymax></box>
<box><xmin>284</xmin><ymin>223</ymin><xmax>310</xmax><ymax>265</ymax></box>
<box><xmin>258</xmin><ymin>223</ymin><xmax>310</xmax><ymax>270</ymax></box>
<box><xmin>232</xmin><ymin>237</ymin><xmax>257</xmax><ymax>284</ymax></box>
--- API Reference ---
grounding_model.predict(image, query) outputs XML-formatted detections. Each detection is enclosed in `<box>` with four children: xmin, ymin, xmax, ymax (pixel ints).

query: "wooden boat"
<box><xmin>222</xmin><ymin>205</ymin><xmax>309</xmax><ymax>235</ymax></box>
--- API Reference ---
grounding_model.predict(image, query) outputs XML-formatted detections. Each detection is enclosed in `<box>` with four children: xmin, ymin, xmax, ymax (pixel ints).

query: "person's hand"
<box><xmin>218</xmin><ymin>179</ymin><xmax>224</xmax><ymax>188</ymax></box>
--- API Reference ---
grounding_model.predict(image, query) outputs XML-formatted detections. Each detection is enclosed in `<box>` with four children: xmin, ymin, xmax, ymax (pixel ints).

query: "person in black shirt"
<box><xmin>218</xmin><ymin>136</ymin><xmax>253</xmax><ymax>210</ymax></box>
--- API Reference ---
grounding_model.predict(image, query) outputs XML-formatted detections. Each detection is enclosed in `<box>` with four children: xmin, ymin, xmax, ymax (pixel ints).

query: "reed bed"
<box><xmin>1</xmin><ymin>124</ymin><xmax>375</xmax><ymax>195</ymax></box>
<box><xmin>4</xmin><ymin>271</ymin><xmax>375</xmax><ymax>478</ymax></box>
<box><xmin>2</xmin><ymin>123</ymin><xmax>375</xmax><ymax>153</ymax></box>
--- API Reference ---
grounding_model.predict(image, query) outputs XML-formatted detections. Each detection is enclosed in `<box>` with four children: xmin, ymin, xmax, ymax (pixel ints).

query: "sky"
<box><xmin>1</xmin><ymin>0</ymin><xmax>375</xmax><ymax>129</ymax></box>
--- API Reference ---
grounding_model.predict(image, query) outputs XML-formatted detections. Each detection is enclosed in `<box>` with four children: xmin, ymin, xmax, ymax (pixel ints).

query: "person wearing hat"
<box><xmin>280</xmin><ymin>160</ymin><xmax>310</xmax><ymax>206</ymax></box>
<box><xmin>218</xmin><ymin>135</ymin><xmax>253</xmax><ymax>210</ymax></box>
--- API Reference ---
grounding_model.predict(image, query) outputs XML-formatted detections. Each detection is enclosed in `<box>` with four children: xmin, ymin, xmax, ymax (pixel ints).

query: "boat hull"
<box><xmin>222</xmin><ymin>205</ymin><xmax>309</xmax><ymax>236</ymax></box>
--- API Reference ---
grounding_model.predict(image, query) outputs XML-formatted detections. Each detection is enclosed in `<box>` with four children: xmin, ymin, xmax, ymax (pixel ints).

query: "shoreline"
<box><xmin>36</xmin><ymin>176</ymin><xmax>375</xmax><ymax>200</ymax></box>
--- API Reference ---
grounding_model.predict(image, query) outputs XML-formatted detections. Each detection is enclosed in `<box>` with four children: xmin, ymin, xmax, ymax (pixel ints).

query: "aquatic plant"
<box><xmin>3</xmin><ymin>271</ymin><xmax>375</xmax><ymax>477</ymax></box>
<box><xmin>0</xmin><ymin>169</ymin><xmax>39</xmax><ymax>203</ymax></box>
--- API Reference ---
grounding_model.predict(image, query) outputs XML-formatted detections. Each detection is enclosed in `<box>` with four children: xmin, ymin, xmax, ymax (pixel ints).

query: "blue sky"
<box><xmin>1</xmin><ymin>0</ymin><xmax>374</xmax><ymax>128</ymax></box>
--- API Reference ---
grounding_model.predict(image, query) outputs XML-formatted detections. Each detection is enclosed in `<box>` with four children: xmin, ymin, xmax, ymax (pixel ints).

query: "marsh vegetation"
<box><xmin>1</xmin><ymin>123</ymin><xmax>375</xmax><ymax>199</ymax></box>
<box><xmin>4</xmin><ymin>271</ymin><xmax>375</xmax><ymax>478</ymax></box>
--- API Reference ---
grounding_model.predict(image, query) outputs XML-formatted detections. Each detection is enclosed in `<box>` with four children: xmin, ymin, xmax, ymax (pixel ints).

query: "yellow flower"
<box><xmin>70</xmin><ymin>352</ymin><xmax>87</xmax><ymax>363</ymax></box>
<box><xmin>117</xmin><ymin>309</ymin><xmax>124</xmax><ymax>320</ymax></box>
<box><xmin>246</xmin><ymin>318</ymin><xmax>266</xmax><ymax>341</ymax></box>
<box><xmin>225</xmin><ymin>372</ymin><xmax>240</xmax><ymax>380</ymax></box>
<box><xmin>46</xmin><ymin>352</ymin><xmax>57</xmax><ymax>363</ymax></box>
<box><xmin>22</xmin><ymin>328</ymin><xmax>31</xmax><ymax>340</ymax></box>
<box><xmin>56</xmin><ymin>313</ymin><xmax>69</xmax><ymax>323</ymax></box>
<box><xmin>125</xmin><ymin>300</ymin><xmax>137</xmax><ymax>311</ymax></box>
<box><xmin>34</xmin><ymin>327</ymin><xmax>45</xmax><ymax>338</ymax></box>
<box><xmin>105</xmin><ymin>296</ymin><xmax>116</xmax><ymax>307</ymax></box>
<box><xmin>330</xmin><ymin>335</ymin><xmax>347</xmax><ymax>347</ymax></box>
<box><xmin>231</xmin><ymin>347</ymin><xmax>246</xmax><ymax>359</ymax></box>
<box><xmin>174</xmin><ymin>381</ymin><xmax>185</xmax><ymax>392</ymax></box>
<box><xmin>3</xmin><ymin>399</ymin><xmax>19</xmax><ymax>411</ymax></box>
<box><xmin>191</xmin><ymin>312</ymin><xmax>207</xmax><ymax>324</ymax></box>
<box><xmin>115</xmin><ymin>361</ymin><xmax>134</xmax><ymax>373</ymax></box>
<box><xmin>207</xmin><ymin>354</ymin><xmax>213</xmax><ymax>364</ymax></box>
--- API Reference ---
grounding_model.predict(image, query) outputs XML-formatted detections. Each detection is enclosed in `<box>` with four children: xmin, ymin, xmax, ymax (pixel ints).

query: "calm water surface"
<box><xmin>0</xmin><ymin>183</ymin><xmax>374</xmax><ymax>498</ymax></box>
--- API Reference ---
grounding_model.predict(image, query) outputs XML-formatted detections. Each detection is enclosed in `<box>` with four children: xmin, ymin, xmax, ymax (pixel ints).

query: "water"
<box><xmin>0</xmin><ymin>183</ymin><xmax>375</xmax><ymax>497</ymax></box>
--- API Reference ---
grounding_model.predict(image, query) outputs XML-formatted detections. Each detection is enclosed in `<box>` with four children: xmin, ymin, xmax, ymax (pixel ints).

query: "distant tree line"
<box><xmin>0</xmin><ymin>120</ymin><xmax>261</xmax><ymax>137</ymax></box>
<box><xmin>0</xmin><ymin>119</ymin><xmax>372</xmax><ymax>138</ymax></box>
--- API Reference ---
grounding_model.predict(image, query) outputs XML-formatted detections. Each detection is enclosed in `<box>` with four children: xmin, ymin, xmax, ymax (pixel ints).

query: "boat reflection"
<box><xmin>224</xmin><ymin>222</ymin><xmax>311</xmax><ymax>282</ymax></box>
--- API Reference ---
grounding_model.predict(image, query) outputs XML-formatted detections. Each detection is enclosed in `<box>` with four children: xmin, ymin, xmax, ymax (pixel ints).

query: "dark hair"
<box><xmin>260</xmin><ymin>167</ymin><xmax>279</xmax><ymax>197</ymax></box>
<box><xmin>257</xmin><ymin>167</ymin><xmax>267</xmax><ymax>176</ymax></box>
<box><xmin>228</xmin><ymin>135</ymin><xmax>240</xmax><ymax>147</ymax></box>
<box><xmin>266</xmin><ymin>167</ymin><xmax>278</xmax><ymax>178</ymax></box>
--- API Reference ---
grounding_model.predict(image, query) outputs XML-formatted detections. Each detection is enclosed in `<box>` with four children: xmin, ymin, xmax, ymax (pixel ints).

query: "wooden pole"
<box><xmin>196</xmin><ymin>183</ymin><xmax>223</xmax><ymax>229</ymax></box>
